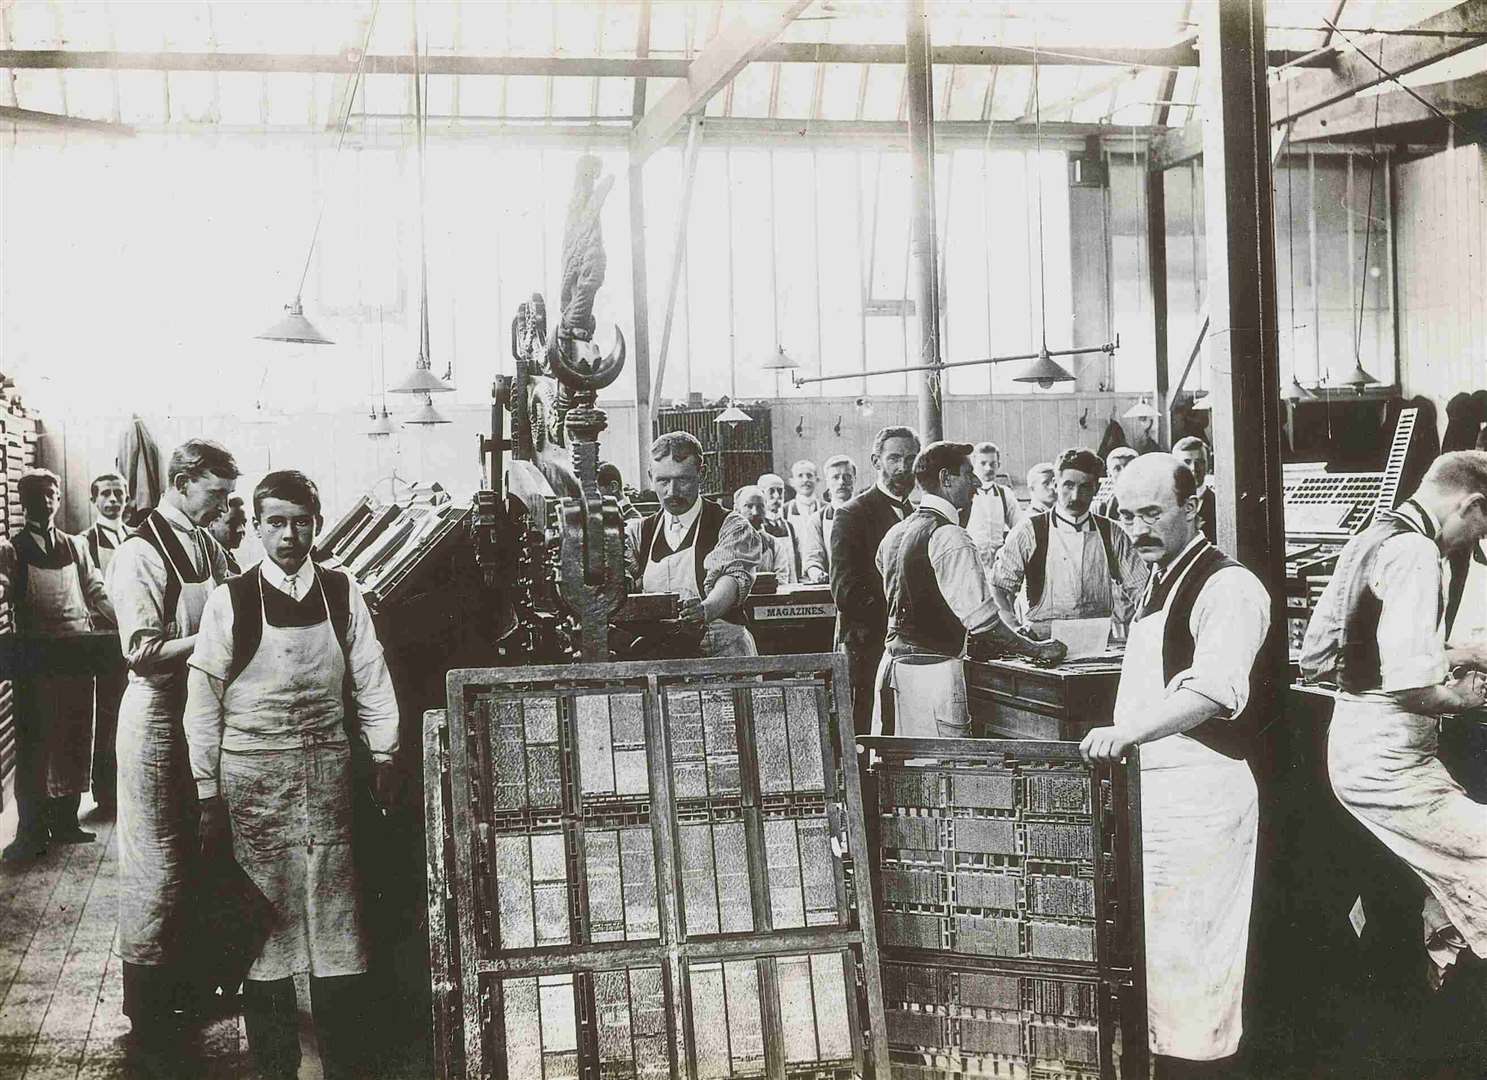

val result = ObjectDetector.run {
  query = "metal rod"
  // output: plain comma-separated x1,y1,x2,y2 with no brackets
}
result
791,342,1116,386
649,114,702,408
905,0,943,440
1168,316,1210,400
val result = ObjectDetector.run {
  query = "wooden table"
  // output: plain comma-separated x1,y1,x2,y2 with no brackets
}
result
964,655,1123,740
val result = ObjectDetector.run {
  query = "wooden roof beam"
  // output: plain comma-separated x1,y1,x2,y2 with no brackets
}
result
630,0,810,166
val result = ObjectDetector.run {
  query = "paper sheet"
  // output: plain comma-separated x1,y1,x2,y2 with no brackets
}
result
1049,617,1112,660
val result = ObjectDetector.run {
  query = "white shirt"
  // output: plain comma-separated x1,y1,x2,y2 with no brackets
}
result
876,481,913,520
664,498,703,549
876,493,999,634
92,519,128,545
966,483,1025,560
1366,501,1451,695
258,554,316,600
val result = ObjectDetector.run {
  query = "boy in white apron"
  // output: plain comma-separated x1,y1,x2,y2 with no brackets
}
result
966,440,1025,572
83,470,130,814
624,433,762,657
0,469,116,861
993,447,1149,641
1080,454,1274,1075
106,439,238,1060
185,469,399,1079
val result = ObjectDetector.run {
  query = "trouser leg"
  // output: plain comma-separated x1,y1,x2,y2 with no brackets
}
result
6,689,47,855
92,668,124,809
48,792,93,840
310,973,371,1080
242,977,300,1079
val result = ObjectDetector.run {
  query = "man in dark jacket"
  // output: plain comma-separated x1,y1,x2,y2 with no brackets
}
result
829,426,919,737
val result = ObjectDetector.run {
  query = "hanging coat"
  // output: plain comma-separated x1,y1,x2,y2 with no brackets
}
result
116,416,164,528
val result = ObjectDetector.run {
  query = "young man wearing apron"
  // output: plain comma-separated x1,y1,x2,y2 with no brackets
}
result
1080,455,1273,1078
83,470,131,814
624,432,763,658
992,447,1149,641
798,454,857,584
966,440,1025,573
873,442,1062,739
106,439,238,1060
1302,453,1487,1006
184,470,399,1079
0,469,116,862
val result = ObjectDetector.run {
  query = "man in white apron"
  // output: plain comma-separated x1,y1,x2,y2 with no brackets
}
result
0,469,116,862
992,447,1149,640
785,459,820,520
966,440,1024,573
799,454,857,583
758,472,802,584
624,432,763,658
184,469,399,1079
1080,454,1273,1076
106,439,238,1059
83,470,130,814
872,442,1062,738
1302,452,1487,998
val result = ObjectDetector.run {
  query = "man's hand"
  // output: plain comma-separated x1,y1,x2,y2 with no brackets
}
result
199,796,232,860
676,597,706,628
371,760,398,810
1079,725,1137,765
804,568,827,584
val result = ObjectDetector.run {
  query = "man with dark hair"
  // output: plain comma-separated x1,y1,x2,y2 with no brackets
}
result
1304,451,1487,1011
625,432,763,657
208,494,248,575
83,470,131,813
184,469,399,1079
830,426,919,737
1172,437,1217,543
0,469,116,861
1081,454,1272,1076
106,437,238,1058
967,440,1024,570
799,454,857,583
992,447,1148,640
873,442,1061,736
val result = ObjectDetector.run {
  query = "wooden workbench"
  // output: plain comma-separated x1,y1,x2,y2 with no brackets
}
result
964,655,1123,740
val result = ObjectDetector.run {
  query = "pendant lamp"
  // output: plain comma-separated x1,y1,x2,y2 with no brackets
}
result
1337,359,1378,394
257,299,334,345
1190,391,1212,412
366,407,396,438
1281,375,1316,403
404,392,451,426
717,403,753,425
761,345,799,370
1012,347,1076,390
1123,397,1159,420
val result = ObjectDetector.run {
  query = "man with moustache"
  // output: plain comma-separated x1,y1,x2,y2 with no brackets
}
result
184,470,399,1079
757,472,802,584
966,441,1024,571
208,494,249,575
784,460,820,520
82,470,131,814
799,454,857,583
829,426,919,737
992,448,1148,641
1081,454,1272,1078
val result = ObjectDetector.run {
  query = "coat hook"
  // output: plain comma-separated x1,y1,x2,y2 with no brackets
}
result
796,415,804,437
1078,407,1089,429
833,415,842,437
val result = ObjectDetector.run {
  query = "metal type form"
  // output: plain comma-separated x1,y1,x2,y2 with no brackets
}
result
860,737,1146,1080
428,653,888,1079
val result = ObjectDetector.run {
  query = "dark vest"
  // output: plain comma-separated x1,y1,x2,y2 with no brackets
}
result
84,522,127,571
1153,543,1275,760
637,500,744,625
1300,503,1438,693
882,509,965,656
11,528,82,610
1026,511,1121,609
120,510,214,619
224,564,353,687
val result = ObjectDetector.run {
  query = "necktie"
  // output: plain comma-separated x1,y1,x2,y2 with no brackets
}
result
667,516,686,549
1139,569,1162,618
895,499,911,519
287,574,299,601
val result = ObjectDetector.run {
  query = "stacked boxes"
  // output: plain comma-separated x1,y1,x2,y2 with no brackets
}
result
0,396,37,797
868,740,1146,1080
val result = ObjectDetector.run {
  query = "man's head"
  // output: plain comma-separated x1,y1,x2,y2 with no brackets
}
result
972,442,1002,487
790,460,818,500
1105,447,1138,482
166,439,240,528
648,432,705,517
1417,451,1487,557
1027,463,1056,510
1053,448,1105,518
1173,436,1210,487
822,454,857,506
732,485,767,530
914,441,978,513
209,495,248,552
596,461,625,501
757,473,787,517
871,426,921,499
90,471,128,522
253,470,322,575
18,469,61,527
1112,454,1200,567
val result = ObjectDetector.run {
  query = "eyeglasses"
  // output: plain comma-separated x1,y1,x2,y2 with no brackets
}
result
1116,506,1169,528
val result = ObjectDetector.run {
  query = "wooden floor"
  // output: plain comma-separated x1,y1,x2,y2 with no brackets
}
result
0,785,269,1080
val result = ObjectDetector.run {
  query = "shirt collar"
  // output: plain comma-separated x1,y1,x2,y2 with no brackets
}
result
1050,508,1092,532
918,493,959,522
1396,498,1441,541
1155,534,1208,580
259,556,316,598
95,518,126,538
157,499,197,533
667,498,703,534
876,481,911,508
24,520,53,537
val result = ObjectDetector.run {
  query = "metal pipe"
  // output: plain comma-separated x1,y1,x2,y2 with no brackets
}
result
791,342,1116,386
905,0,943,440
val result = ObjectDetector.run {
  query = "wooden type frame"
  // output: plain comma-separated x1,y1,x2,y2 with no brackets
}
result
440,653,889,1079
860,737,1147,1080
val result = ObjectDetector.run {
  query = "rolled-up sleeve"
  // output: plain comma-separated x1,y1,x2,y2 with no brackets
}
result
702,513,762,602
1169,565,1271,715
105,539,175,672
343,571,400,760
183,586,234,798
1373,534,1449,693
990,518,1036,595
624,516,645,586
929,527,999,633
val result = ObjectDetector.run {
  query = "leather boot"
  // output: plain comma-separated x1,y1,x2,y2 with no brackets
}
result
968,618,1068,665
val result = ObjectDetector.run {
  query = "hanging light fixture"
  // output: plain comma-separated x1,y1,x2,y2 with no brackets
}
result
256,3,380,345
366,305,396,437
1011,47,1076,392
1282,374,1316,403
717,401,753,425
761,345,799,370
404,392,452,426
1123,397,1159,420
1190,391,1212,412
366,407,396,437
1337,359,1378,394
390,5,454,397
